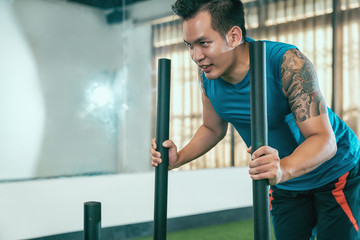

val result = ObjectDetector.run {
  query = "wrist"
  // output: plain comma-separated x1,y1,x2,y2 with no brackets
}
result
279,157,293,183
172,150,183,169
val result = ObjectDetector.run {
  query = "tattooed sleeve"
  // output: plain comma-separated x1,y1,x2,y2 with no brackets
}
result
281,49,327,122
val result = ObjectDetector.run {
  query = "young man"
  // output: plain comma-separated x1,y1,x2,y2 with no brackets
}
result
150,0,360,239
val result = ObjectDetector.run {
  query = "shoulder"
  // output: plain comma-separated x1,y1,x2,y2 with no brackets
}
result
261,40,298,80
265,40,298,59
245,37,297,60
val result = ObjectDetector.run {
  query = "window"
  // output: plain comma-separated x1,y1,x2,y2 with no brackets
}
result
151,0,360,171
152,20,250,170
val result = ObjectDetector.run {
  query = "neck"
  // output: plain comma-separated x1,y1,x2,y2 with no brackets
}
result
222,41,250,84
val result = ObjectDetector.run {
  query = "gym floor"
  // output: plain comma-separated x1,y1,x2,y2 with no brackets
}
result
133,219,275,240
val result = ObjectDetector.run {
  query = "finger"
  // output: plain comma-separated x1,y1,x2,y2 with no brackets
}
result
249,155,274,168
151,138,157,149
250,171,277,186
249,162,273,175
151,156,162,164
150,150,162,161
249,162,277,176
247,146,252,154
150,154,162,161
150,147,162,165
150,147,161,157
162,140,174,148
252,146,278,159
249,161,280,185
250,171,273,182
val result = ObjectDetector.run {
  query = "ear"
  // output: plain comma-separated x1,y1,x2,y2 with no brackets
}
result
226,26,243,47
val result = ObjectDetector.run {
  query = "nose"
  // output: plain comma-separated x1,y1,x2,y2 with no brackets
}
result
190,46,205,63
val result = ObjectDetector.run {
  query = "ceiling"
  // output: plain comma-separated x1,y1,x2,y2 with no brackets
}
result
68,0,148,9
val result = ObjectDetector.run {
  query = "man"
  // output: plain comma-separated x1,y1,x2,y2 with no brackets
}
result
150,0,360,239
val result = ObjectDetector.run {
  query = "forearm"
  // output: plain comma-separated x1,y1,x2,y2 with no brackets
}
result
280,133,337,182
175,124,226,168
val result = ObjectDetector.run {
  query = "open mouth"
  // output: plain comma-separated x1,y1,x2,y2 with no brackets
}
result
200,64,213,72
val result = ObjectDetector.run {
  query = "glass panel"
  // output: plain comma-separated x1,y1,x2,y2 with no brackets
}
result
0,0,153,181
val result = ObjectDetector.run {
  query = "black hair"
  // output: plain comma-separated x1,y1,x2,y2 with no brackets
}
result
172,0,246,39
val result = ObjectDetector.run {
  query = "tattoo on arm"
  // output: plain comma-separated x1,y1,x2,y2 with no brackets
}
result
281,49,327,122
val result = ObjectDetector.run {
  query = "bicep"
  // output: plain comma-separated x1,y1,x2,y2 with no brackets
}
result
296,114,333,139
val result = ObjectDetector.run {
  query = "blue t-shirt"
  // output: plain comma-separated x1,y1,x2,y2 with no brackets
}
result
202,37,360,191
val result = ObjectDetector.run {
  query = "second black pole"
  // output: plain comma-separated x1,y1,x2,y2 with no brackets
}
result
250,41,271,240
84,201,101,240
153,58,171,240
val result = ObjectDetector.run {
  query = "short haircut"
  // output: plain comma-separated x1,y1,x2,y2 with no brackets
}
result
172,0,247,39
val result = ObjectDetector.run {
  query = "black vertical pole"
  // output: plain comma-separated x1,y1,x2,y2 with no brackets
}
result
153,58,171,240
84,201,101,240
331,0,342,116
250,41,270,240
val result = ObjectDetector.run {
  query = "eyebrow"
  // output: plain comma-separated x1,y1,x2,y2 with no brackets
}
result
183,37,208,45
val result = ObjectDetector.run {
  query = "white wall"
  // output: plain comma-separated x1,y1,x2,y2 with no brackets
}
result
0,0,45,180
0,167,252,239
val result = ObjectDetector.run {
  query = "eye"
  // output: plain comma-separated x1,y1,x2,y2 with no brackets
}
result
185,42,193,48
200,41,209,47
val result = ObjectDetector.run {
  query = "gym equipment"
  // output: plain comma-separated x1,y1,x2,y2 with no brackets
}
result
250,41,271,240
84,201,101,240
153,58,171,240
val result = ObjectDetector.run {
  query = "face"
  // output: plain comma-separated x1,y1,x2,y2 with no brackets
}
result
183,11,237,80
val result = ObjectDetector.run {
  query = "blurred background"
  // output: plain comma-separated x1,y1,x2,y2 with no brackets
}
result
1,0,359,182
0,0,359,239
